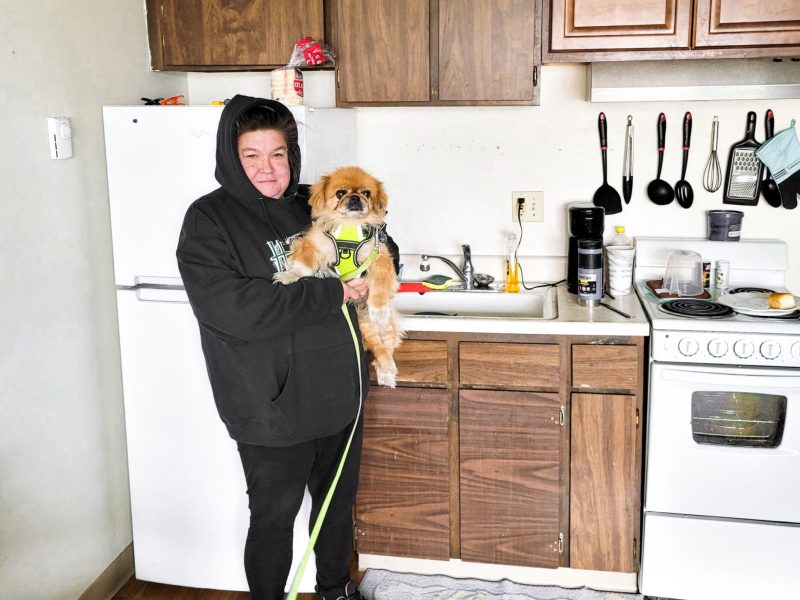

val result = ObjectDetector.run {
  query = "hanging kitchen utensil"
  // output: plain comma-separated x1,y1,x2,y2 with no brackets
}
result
622,115,634,204
703,116,722,193
723,111,763,205
675,112,694,209
756,119,800,210
592,112,623,215
647,113,674,205
761,109,783,208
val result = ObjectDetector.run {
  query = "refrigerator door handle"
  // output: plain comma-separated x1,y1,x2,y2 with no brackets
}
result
135,286,189,303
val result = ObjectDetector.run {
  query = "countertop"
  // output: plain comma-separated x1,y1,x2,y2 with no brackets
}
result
397,284,650,336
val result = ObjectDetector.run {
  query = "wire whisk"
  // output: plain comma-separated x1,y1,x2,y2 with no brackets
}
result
703,116,722,192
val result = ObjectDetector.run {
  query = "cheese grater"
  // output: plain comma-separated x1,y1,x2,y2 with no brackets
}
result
723,111,763,205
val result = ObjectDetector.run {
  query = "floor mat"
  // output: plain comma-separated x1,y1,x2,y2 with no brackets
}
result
358,569,643,600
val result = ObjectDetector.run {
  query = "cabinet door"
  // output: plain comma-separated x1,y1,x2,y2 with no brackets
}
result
572,344,640,393
694,0,800,48
336,0,431,103
460,389,562,568
547,0,693,52
439,0,537,102
460,342,561,390
149,0,324,69
355,386,450,560
570,393,638,572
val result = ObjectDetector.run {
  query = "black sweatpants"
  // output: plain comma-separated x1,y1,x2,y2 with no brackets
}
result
236,416,363,600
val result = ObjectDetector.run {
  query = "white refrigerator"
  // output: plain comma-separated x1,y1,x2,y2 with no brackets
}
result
103,105,355,592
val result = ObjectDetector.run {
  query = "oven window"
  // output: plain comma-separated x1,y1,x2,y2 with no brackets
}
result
691,391,787,448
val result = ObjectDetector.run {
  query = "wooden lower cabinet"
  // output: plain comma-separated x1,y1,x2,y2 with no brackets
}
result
354,386,451,560
357,332,645,577
460,389,562,567
570,393,639,573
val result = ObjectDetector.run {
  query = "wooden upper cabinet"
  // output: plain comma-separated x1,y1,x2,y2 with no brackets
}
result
146,0,324,70
438,0,538,102
335,0,431,103
545,0,800,60
694,0,800,48
548,0,692,53
334,0,540,105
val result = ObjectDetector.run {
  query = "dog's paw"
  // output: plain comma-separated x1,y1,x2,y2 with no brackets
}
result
376,371,396,388
374,360,397,388
273,270,300,285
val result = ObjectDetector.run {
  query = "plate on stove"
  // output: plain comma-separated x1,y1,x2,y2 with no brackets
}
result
718,292,800,316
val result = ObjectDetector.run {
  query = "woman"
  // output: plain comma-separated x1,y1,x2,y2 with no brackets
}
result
177,95,392,600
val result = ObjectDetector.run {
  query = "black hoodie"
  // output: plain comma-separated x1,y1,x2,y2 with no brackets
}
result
176,95,366,446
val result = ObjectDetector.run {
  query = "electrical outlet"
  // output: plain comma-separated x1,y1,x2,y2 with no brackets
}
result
511,191,544,222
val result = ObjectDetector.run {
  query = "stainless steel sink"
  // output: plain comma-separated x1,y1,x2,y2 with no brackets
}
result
393,285,558,319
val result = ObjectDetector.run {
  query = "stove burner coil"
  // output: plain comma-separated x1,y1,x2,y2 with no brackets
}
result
659,299,734,318
727,287,775,295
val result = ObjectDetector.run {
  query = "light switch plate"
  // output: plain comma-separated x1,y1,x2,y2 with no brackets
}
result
47,116,73,159
511,191,543,222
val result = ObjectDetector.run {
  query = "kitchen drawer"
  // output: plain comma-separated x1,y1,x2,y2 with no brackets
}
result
572,344,639,391
459,342,560,390
369,340,448,386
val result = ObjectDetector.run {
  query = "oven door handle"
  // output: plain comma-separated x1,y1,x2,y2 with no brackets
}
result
658,365,800,388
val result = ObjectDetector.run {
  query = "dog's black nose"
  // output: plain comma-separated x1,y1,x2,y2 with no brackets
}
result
346,195,363,211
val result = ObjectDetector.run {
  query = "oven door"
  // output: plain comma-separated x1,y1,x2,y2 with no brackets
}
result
645,363,800,523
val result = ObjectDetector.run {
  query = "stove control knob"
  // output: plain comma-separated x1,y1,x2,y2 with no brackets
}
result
791,342,800,361
733,339,755,359
707,338,729,358
760,341,781,360
678,337,699,357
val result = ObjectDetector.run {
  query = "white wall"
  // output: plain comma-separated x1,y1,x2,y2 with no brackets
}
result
192,67,800,290
0,2,185,599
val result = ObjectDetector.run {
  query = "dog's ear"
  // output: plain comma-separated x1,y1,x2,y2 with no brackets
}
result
374,178,389,212
309,175,329,213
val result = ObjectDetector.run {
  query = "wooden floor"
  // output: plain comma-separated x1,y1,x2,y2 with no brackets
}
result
114,553,362,599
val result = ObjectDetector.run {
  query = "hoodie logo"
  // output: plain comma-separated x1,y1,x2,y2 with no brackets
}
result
266,239,292,272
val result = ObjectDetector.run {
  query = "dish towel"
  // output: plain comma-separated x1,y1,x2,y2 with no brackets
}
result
756,120,800,209
358,569,643,600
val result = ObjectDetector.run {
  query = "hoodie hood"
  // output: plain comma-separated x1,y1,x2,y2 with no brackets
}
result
215,95,302,202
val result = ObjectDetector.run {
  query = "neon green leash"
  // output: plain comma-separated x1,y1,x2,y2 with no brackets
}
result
286,303,363,600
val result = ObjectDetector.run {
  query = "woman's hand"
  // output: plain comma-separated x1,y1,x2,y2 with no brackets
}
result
341,278,369,303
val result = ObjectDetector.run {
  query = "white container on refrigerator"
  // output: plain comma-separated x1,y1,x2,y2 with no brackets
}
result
103,105,355,592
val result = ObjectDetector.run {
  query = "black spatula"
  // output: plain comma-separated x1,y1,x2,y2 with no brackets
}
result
592,113,622,215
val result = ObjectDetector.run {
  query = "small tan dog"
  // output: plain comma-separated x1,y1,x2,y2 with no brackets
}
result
274,166,403,387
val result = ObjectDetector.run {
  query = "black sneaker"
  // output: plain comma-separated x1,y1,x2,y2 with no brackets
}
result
317,579,362,600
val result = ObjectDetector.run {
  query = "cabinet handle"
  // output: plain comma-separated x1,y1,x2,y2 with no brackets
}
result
559,405,565,427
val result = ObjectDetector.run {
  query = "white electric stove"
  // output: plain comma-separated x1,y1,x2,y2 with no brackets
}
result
634,238,800,600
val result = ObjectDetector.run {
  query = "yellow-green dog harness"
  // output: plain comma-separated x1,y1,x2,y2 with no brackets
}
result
325,224,384,282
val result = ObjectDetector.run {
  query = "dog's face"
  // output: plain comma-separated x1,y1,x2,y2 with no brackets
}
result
309,166,388,224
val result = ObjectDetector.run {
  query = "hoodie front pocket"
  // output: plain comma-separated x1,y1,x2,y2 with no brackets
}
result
270,341,360,438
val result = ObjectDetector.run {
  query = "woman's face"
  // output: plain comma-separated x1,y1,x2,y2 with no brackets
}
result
237,129,291,198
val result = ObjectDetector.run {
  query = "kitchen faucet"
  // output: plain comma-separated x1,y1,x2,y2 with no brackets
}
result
420,244,475,289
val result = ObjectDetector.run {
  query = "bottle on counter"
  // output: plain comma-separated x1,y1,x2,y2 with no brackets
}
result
605,226,635,295
504,231,520,293
609,225,632,248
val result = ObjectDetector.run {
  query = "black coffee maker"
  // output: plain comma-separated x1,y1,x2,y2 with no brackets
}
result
567,203,604,294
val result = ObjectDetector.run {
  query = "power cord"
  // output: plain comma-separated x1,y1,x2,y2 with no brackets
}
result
515,202,565,291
